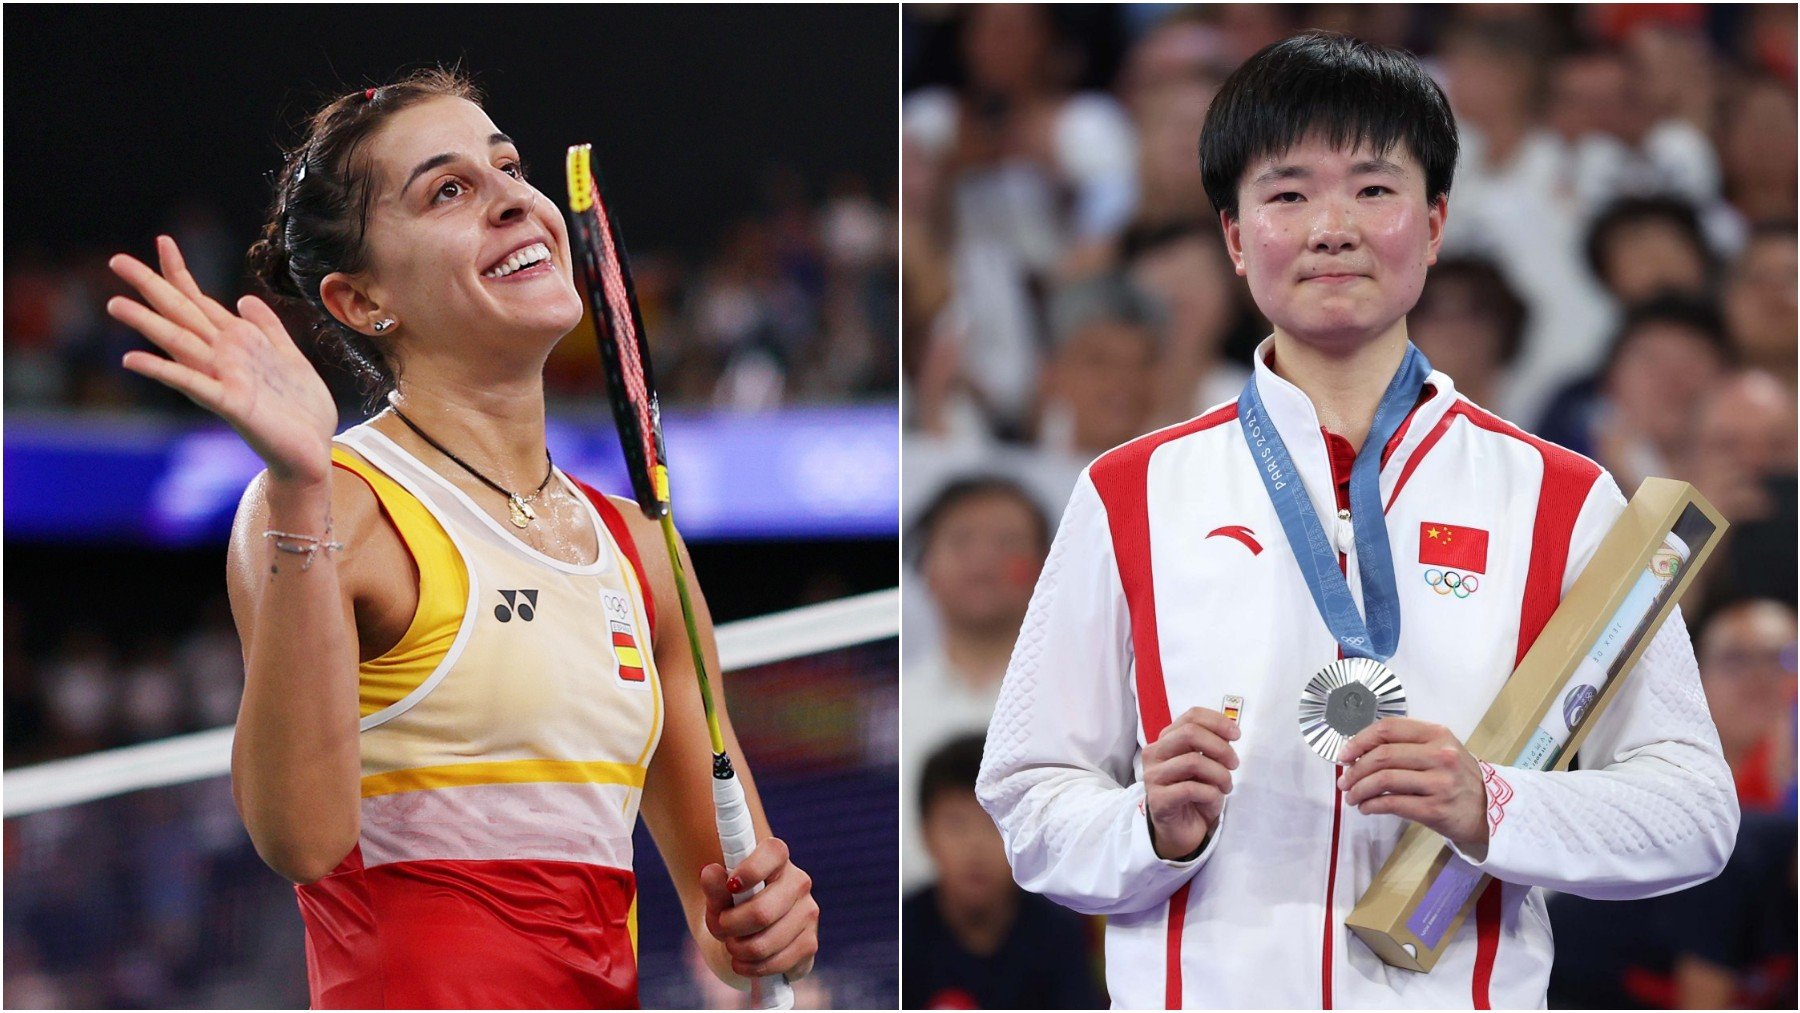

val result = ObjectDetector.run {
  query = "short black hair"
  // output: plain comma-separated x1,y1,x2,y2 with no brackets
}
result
1413,258,1529,367
1606,294,1735,374
1199,31,1458,221
909,475,1051,569
918,733,987,817
1583,196,1712,290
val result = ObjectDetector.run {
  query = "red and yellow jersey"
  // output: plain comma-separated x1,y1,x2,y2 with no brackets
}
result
296,424,662,1009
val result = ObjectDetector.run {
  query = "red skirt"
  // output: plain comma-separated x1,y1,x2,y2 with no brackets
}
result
296,846,639,1009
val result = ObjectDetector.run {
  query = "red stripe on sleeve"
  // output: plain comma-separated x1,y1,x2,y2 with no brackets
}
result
1090,403,1237,1009
1472,881,1503,1008
570,477,658,640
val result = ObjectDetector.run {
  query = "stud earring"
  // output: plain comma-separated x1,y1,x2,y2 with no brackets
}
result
373,319,394,333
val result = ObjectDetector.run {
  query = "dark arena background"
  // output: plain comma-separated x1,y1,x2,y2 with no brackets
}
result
4,6,898,1008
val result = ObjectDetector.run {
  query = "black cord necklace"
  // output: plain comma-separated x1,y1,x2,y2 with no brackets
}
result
389,405,553,529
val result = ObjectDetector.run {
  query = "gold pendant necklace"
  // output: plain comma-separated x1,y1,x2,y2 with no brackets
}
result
388,404,553,527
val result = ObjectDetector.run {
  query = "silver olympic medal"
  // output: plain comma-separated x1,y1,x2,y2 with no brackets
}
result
1298,657,1407,763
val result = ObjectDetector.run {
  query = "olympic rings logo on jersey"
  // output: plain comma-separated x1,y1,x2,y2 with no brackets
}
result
601,590,633,623
1423,568,1480,598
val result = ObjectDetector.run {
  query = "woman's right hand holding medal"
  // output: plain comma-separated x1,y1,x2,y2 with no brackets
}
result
108,235,337,490
1143,707,1240,861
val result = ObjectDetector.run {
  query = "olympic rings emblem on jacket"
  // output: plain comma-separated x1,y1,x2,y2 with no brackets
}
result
1423,568,1479,598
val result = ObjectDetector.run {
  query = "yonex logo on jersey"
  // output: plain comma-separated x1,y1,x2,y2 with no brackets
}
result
494,589,539,622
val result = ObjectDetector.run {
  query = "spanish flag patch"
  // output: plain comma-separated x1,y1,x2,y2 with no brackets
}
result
612,619,645,682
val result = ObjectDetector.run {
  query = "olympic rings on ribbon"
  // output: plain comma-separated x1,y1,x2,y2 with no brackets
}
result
1424,568,1478,598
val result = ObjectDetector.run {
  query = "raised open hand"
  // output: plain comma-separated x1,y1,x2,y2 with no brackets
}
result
108,236,338,488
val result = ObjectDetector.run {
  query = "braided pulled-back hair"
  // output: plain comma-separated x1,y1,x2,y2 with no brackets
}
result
246,68,479,400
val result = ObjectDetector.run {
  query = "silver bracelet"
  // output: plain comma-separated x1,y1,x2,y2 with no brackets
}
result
263,521,345,570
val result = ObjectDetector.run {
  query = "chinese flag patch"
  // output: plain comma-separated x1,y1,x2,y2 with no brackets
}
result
1419,522,1489,573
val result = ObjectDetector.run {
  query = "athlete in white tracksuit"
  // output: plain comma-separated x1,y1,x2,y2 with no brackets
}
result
977,342,1739,1007
976,31,1738,1011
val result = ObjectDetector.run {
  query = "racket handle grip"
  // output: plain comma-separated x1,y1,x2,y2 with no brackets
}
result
713,774,795,1010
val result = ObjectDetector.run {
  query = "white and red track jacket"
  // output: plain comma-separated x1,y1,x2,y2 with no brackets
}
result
977,342,1739,1009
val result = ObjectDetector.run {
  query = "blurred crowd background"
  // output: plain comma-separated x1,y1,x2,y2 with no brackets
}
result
900,4,1796,1009
4,172,895,418
5,6,896,1008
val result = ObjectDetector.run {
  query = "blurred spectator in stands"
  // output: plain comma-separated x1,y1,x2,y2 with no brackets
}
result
1302,3,1415,49
179,597,246,729
13,806,117,1004
1117,11,1227,106
1442,17,1556,201
902,478,1048,889
1119,14,1228,231
1035,273,1159,462
42,629,116,755
1584,196,1716,307
905,272,1163,526
1591,296,1733,493
903,734,1106,1010
1722,224,1797,390
1436,15,1617,426
1550,601,1798,1010
1697,599,1798,811
1613,22,1723,202
1128,76,1215,233
1406,258,1528,412
1557,37,1742,254
1686,370,1799,615
4,254,70,408
904,3,1138,432
902,131,955,403
691,217,805,411
806,173,896,403
120,639,184,743
1123,222,1251,429
1684,369,1797,526
8,187,887,419
128,790,203,990
1548,810,1797,1010
1537,296,1732,492
1,941,67,1008
1741,5,1798,83
1187,3,1301,68
1719,75,1798,229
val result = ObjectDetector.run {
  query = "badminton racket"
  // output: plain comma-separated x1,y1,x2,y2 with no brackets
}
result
565,143,794,1011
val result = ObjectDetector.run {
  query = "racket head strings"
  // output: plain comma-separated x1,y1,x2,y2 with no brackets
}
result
565,144,667,520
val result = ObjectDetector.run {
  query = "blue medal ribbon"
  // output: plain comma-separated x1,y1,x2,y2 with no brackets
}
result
1237,343,1432,662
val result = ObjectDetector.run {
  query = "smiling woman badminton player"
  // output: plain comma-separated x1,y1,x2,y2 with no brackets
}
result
103,69,818,1008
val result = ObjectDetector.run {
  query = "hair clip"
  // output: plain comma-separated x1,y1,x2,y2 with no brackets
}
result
364,87,378,102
